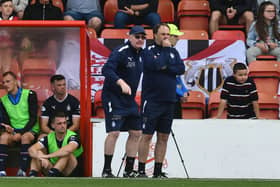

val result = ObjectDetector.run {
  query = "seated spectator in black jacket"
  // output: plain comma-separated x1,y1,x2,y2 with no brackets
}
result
22,0,63,20
209,0,254,36
114,0,161,28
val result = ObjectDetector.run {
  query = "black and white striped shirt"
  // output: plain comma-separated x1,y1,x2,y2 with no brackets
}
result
221,76,258,119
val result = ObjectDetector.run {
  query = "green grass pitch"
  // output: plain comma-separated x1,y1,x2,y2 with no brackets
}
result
1,178,280,187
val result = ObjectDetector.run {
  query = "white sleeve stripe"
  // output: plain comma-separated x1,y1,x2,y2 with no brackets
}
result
38,141,45,148
40,116,49,119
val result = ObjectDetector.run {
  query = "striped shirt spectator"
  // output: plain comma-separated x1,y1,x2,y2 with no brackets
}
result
221,76,258,119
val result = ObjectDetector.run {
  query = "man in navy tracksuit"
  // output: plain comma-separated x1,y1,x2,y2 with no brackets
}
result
138,23,185,178
101,25,146,178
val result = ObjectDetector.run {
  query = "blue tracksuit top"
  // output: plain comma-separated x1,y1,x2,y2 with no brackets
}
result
102,41,143,113
142,43,185,103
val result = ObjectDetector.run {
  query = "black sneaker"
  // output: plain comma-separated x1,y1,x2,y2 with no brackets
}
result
137,171,148,178
152,172,168,178
29,170,38,177
123,170,139,178
102,169,115,178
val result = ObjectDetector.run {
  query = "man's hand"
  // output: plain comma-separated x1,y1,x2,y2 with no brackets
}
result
39,157,50,169
162,39,172,47
119,6,134,15
1,123,14,134
117,79,131,95
226,7,237,19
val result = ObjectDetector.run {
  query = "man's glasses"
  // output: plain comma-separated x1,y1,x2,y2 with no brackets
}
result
134,35,146,40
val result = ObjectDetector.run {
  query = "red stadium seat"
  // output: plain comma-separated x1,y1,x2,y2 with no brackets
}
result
68,89,80,101
36,88,52,108
208,91,227,119
258,93,279,119
22,57,56,90
94,90,105,118
101,28,153,39
179,30,209,40
177,0,210,30
256,55,277,61
248,60,280,95
181,91,206,119
157,0,174,23
212,30,245,41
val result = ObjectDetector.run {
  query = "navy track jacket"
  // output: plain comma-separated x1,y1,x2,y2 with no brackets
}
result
102,41,143,115
142,43,185,103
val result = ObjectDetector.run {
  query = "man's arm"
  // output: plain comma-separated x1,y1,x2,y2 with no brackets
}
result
29,142,45,159
68,116,80,132
0,101,11,126
41,142,78,159
166,49,185,75
252,101,260,119
68,96,80,132
102,49,122,84
40,117,53,134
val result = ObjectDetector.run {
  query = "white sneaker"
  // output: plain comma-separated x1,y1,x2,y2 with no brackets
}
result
16,169,26,177
0,171,6,176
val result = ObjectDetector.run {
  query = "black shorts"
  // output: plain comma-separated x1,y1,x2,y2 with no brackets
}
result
103,101,141,133
141,101,174,135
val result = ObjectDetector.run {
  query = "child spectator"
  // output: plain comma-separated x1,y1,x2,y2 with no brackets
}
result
215,63,260,119
257,0,280,17
0,0,18,20
247,1,280,63
114,0,160,28
209,0,254,36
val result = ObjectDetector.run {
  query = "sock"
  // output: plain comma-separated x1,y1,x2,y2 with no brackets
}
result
138,162,146,173
20,144,31,172
103,154,113,171
124,156,135,172
0,144,8,171
153,162,163,175
48,168,63,177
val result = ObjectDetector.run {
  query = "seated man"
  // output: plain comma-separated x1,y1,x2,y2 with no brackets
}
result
22,0,63,20
40,74,80,138
64,0,103,34
114,0,160,28
0,71,40,176
209,0,254,36
28,112,83,177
